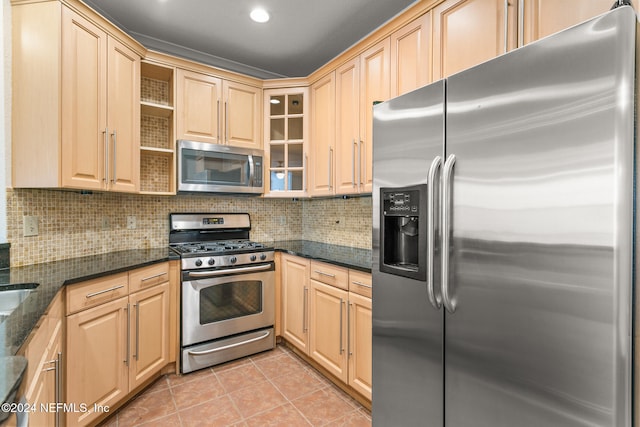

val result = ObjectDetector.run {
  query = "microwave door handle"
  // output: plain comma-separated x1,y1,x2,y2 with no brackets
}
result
248,154,255,186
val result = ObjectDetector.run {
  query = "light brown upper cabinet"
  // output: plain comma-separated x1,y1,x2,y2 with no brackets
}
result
310,72,336,197
12,2,141,192
433,0,517,80
390,12,432,98
520,0,636,46
335,58,361,195
177,69,262,149
359,38,390,193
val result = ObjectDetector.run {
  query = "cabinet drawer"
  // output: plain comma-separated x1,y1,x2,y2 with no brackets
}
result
349,270,372,298
310,261,348,290
66,273,129,315
129,262,169,293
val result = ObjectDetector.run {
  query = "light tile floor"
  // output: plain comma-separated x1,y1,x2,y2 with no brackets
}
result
99,344,372,426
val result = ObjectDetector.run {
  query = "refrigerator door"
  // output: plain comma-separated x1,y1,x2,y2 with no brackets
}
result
443,7,635,427
372,81,445,426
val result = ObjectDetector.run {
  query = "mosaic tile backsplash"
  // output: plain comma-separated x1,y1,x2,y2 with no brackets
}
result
6,189,372,267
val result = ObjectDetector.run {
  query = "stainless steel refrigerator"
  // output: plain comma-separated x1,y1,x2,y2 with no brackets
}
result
372,6,636,427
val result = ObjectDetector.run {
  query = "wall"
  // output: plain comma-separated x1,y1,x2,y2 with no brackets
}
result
6,189,372,267
1,0,10,243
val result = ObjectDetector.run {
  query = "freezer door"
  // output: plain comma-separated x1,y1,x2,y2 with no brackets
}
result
372,81,445,426
443,7,635,427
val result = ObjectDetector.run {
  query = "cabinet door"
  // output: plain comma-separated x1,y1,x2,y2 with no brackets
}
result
348,292,372,400
432,0,516,79
176,69,222,144
129,282,169,390
390,12,432,97
360,38,390,193
335,59,360,195
520,0,632,46
281,254,310,353
107,37,140,193
66,297,129,427
61,7,107,190
310,72,336,196
224,80,262,149
309,280,348,382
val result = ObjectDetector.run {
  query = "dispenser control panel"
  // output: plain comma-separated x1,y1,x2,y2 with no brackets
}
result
383,190,421,215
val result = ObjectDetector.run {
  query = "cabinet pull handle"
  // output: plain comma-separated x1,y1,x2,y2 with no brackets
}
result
44,352,62,426
328,147,333,190
314,270,336,278
303,154,308,192
348,303,352,356
217,99,221,143
134,303,140,361
103,128,109,184
358,140,363,187
351,281,372,289
339,299,345,354
225,101,229,144
141,272,167,282
303,286,308,333
125,304,130,366
518,0,524,47
85,284,124,299
352,139,356,187
111,130,117,184
504,0,509,53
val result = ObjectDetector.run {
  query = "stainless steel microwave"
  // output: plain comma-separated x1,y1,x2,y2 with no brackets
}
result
177,140,264,195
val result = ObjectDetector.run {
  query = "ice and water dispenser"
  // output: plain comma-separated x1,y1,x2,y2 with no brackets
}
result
380,185,427,281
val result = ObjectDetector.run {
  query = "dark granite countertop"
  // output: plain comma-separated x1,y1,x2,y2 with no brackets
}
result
271,240,372,272
0,248,177,411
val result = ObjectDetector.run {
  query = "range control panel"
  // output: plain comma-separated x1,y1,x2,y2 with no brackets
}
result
383,190,421,216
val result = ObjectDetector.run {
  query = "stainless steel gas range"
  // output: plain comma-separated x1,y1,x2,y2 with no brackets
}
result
169,213,275,373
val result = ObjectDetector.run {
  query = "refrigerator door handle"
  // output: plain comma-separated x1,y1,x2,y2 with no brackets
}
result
441,154,456,313
427,156,443,310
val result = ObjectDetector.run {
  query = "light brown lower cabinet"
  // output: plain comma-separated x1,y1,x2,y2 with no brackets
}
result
281,255,372,402
309,280,348,383
22,291,64,427
66,263,170,426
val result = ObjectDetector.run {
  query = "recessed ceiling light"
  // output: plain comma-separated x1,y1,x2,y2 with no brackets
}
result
270,99,281,104
250,8,270,23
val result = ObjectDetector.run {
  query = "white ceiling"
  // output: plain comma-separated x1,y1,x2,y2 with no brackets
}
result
82,0,420,79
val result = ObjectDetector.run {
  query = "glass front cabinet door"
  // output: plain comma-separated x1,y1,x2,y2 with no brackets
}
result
263,87,309,197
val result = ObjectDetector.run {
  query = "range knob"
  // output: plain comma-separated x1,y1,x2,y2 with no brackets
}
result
250,255,257,262
195,259,203,267
208,258,215,266
260,253,267,261
230,256,237,264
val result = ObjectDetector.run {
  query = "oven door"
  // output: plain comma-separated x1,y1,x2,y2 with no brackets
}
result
181,263,274,347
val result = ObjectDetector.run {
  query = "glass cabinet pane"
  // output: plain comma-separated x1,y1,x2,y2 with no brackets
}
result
270,118,284,140
288,117,303,140
270,145,285,168
270,96,285,115
289,144,303,168
289,94,303,114
289,171,303,191
270,171,285,191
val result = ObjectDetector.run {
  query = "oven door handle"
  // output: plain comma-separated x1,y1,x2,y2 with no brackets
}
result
187,263,273,279
187,330,272,356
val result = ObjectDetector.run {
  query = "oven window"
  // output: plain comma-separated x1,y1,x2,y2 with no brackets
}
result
200,280,262,324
